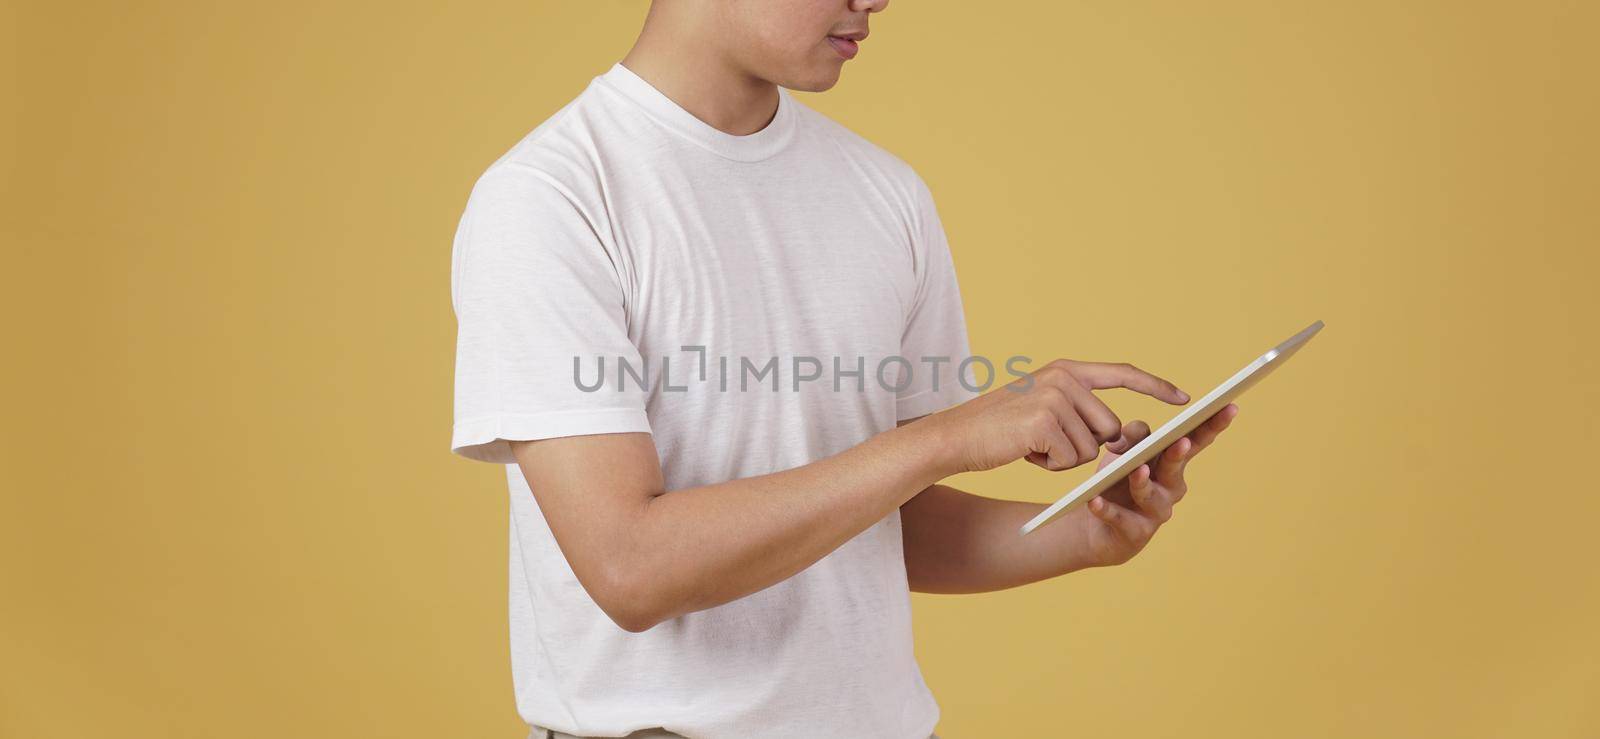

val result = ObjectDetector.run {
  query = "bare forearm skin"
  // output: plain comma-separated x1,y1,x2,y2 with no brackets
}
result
900,484,1099,594
514,422,956,632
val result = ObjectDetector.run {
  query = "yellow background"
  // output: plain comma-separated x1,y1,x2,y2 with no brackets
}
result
6,2,1597,737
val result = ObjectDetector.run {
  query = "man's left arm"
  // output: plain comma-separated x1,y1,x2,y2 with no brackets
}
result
899,404,1239,593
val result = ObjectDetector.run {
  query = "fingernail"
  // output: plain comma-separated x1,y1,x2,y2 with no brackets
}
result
1178,390,1190,402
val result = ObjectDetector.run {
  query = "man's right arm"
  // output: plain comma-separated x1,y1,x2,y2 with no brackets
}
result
512,422,943,632
512,359,1188,632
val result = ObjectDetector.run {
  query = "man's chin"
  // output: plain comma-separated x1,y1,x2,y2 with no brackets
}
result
782,67,844,93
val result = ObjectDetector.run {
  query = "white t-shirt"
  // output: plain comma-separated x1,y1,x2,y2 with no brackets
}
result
450,62,975,739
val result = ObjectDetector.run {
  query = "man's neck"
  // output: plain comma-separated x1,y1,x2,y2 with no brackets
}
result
620,5,780,136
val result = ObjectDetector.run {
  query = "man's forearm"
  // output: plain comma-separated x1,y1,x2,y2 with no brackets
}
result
900,484,1099,593
640,427,952,617
518,423,956,631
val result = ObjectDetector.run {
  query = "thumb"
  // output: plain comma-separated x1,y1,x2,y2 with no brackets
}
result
1104,420,1152,455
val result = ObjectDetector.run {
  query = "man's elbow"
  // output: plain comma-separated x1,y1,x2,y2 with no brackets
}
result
587,564,676,633
603,600,663,634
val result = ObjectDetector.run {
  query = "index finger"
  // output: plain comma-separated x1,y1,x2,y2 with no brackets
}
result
1067,361,1190,405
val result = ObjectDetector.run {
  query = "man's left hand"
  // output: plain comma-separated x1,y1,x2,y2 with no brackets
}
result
1063,403,1241,568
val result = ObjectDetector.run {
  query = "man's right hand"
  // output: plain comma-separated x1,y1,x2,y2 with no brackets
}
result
921,359,1191,476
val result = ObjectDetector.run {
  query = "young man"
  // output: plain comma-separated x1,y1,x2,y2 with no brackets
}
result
450,1,1239,737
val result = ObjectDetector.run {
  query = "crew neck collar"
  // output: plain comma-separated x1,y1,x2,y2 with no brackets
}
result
597,61,797,163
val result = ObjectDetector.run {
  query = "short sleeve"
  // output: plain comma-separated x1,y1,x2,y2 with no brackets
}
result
449,164,651,464
895,176,980,421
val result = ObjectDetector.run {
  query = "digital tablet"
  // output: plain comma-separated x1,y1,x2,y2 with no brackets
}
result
1019,320,1324,535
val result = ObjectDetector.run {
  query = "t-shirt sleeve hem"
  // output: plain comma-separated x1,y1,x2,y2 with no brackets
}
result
895,386,978,423
451,408,653,464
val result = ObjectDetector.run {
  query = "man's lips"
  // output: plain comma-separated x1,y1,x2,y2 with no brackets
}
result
827,35,861,60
